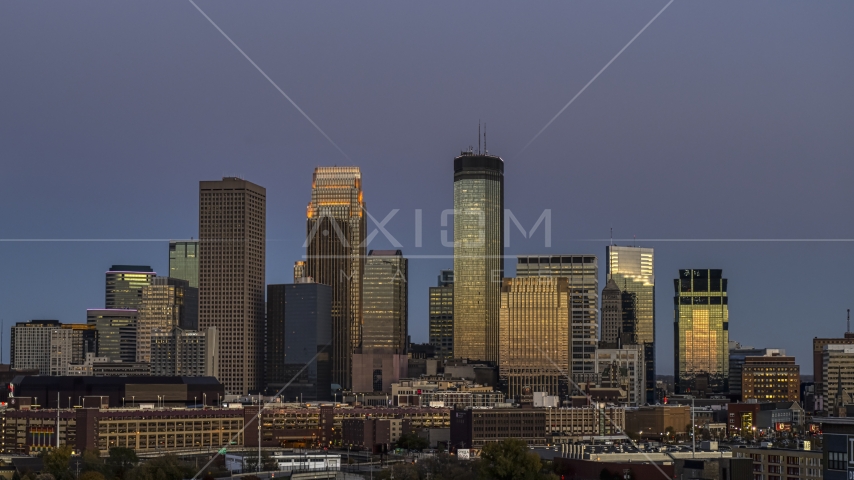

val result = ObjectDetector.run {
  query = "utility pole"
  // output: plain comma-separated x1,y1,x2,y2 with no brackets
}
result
692,396,696,458
257,392,262,472
56,392,60,448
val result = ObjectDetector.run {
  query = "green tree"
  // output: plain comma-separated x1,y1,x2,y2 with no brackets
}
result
125,456,192,480
105,447,138,480
79,472,106,480
42,445,73,480
81,449,104,474
396,432,429,451
261,451,277,472
478,439,548,480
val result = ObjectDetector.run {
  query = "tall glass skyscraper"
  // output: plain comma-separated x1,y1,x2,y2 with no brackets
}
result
606,246,655,403
105,265,155,310
86,309,139,363
169,240,199,288
361,250,407,354
429,270,454,360
674,269,729,394
265,281,332,401
453,152,503,362
516,255,598,380
305,166,365,390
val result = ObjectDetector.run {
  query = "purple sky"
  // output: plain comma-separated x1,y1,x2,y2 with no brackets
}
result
1,1,853,374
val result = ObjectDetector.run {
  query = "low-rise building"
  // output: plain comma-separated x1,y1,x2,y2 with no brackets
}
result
741,355,800,402
545,406,625,440
450,408,547,449
625,405,690,440
817,417,854,480
342,417,411,452
4,406,243,455
733,446,822,480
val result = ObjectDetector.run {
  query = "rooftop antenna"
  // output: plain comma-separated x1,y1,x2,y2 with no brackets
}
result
610,228,613,246
484,123,487,154
848,309,851,333
633,234,636,247
478,120,481,154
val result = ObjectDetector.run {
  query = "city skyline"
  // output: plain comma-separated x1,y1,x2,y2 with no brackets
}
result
1,1,852,377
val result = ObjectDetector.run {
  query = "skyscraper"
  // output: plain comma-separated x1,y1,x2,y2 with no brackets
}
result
169,240,199,288
606,245,655,402
266,281,332,401
10,320,61,372
352,250,409,393
151,327,219,377
86,309,139,363
199,177,266,395
453,152,503,362
136,277,197,363
516,255,598,378
361,250,407,354
49,324,96,375
429,270,454,360
674,269,729,394
600,278,622,347
305,167,365,390
105,265,155,310
498,277,570,398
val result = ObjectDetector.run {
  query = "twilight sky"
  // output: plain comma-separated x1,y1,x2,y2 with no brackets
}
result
1,1,853,374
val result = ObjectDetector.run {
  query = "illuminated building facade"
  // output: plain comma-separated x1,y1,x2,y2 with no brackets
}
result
741,355,800,402
168,240,199,288
105,265,155,310
453,153,503,362
136,277,197,363
607,245,655,402
305,166,365,390
429,270,454,360
199,177,266,395
361,250,407,353
674,269,729,394
516,255,598,377
498,277,569,398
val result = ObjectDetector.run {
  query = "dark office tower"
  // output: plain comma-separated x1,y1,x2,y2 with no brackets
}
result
105,265,155,310
429,270,454,360
169,240,199,288
199,177,266,395
362,250,408,354
516,255,598,378
453,152,503,362
265,281,332,401
600,279,622,347
305,167,365,391
620,291,639,346
86,309,139,363
674,269,729,395
606,245,655,403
